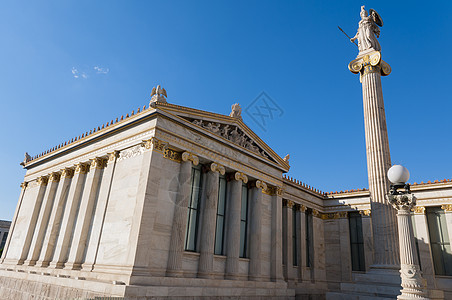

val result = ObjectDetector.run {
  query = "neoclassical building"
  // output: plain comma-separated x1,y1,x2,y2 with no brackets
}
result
0,93,451,299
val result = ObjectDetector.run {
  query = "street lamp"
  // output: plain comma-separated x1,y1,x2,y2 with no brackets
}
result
387,165,429,299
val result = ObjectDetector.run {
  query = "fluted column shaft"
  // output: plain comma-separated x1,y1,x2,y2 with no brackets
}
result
361,65,399,268
166,153,198,277
66,158,105,269
198,164,223,278
51,163,88,268
38,169,74,267
271,190,284,282
248,185,262,281
283,200,294,280
225,172,247,280
27,173,60,266
397,208,428,299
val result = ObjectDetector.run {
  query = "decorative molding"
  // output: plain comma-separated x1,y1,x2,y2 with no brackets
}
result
20,182,28,189
118,145,145,162
181,152,199,166
37,176,48,186
441,204,452,212
164,148,182,163
234,172,248,184
360,209,371,217
189,118,271,160
322,211,348,219
48,173,60,182
108,151,120,162
413,206,425,214
75,163,89,174
90,157,107,169
151,137,168,152
210,163,226,175
61,168,74,178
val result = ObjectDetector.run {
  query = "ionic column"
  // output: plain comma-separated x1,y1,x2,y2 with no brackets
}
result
271,187,284,282
166,152,199,277
198,162,225,278
298,205,307,281
282,199,294,280
66,157,106,270
26,172,60,266
349,51,399,269
248,180,265,281
441,204,452,262
339,212,352,282
38,168,74,267
51,163,89,268
82,151,119,271
412,206,436,287
0,181,29,263
225,171,248,280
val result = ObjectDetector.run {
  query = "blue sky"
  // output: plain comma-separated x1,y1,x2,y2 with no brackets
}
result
0,1,451,220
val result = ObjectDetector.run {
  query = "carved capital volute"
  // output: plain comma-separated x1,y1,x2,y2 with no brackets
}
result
37,176,48,186
61,168,74,178
90,157,107,170
441,204,452,212
360,209,371,217
234,172,248,184
48,172,61,182
182,152,199,166
210,162,225,175
413,206,426,214
108,151,120,163
256,180,268,192
74,163,89,174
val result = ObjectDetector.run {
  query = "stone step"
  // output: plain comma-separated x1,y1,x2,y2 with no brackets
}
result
326,291,396,300
340,282,401,298
352,272,401,285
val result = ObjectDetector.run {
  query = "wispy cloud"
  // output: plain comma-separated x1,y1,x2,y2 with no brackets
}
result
94,66,109,74
72,65,109,79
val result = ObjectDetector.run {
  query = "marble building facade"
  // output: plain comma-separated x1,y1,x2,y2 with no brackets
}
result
0,97,451,299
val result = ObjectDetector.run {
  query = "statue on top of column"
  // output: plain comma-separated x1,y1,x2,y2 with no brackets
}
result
351,6,383,53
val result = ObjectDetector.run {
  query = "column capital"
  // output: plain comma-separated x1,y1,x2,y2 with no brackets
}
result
90,157,107,170
74,163,89,174
107,151,120,163
142,137,169,152
282,199,294,209
276,186,284,196
61,168,74,179
181,152,199,166
413,206,425,214
299,205,307,212
20,181,28,189
312,209,322,218
349,50,391,77
234,172,248,183
210,162,225,175
360,209,372,217
441,204,452,212
37,176,48,186
48,172,61,183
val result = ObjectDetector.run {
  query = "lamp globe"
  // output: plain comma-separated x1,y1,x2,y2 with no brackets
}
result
387,165,410,185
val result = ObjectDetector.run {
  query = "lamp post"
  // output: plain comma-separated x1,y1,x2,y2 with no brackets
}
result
386,165,429,299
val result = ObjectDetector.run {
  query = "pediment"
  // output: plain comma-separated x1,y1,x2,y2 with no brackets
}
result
153,102,290,172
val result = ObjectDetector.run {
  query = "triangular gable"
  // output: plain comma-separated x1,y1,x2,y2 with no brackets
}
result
153,102,290,172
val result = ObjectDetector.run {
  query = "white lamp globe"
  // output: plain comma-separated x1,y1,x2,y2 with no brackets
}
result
387,165,410,185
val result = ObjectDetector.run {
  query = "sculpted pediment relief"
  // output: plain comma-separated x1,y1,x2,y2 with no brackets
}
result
185,117,273,161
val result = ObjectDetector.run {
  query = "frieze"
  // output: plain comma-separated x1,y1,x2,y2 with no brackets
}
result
118,145,145,162
164,148,182,163
189,118,272,160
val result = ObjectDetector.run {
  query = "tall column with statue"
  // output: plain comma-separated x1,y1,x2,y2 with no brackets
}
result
348,6,399,271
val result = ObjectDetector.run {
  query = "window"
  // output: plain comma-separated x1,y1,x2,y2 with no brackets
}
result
239,184,249,258
185,167,203,252
214,176,227,255
0,231,8,249
306,208,313,267
411,214,422,270
293,208,298,266
426,207,452,276
349,212,365,271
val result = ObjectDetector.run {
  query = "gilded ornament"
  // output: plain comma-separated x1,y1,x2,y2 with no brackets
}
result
61,168,74,178
151,137,168,152
300,205,307,212
163,148,182,163
108,151,120,162
181,152,199,166
90,157,107,169
312,209,321,218
20,182,28,189
37,176,48,186
276,186,284,196
75,163,89,174
359,209,371,217
441,204,452,212
286,200,295,209
413,206,425,214
210,163,226,175
234,172,248,184
48,173,60,182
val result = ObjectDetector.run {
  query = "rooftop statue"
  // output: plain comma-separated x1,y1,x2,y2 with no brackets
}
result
150,85,167,103
351,6,383,53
